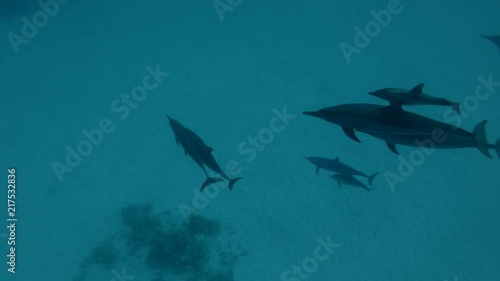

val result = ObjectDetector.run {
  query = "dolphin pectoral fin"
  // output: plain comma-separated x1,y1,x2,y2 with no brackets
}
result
410,83,425,95
184,150,188,156
386,141,399,155
368,172,379,186
315,166,320,175
330,175,341,188
175,136,179,145
342,127,361,143
228,177,243,191
335,180,342,188
473,120,493,159
200,177,223,192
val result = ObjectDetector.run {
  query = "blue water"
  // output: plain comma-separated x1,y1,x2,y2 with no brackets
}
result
1,0,499,281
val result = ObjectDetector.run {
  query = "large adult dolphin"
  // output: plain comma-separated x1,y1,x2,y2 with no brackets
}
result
303,104,500,158
167,116,243,191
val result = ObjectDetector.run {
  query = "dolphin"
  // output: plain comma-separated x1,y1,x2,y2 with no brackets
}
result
330,174,374,192
303,103,500,158
481,34,500,54
303,156,379,185
369,83,461,113
167,115,243,191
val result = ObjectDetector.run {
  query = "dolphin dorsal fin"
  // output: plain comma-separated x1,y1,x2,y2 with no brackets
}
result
334,157,340,162
410,83,424,95
207,147,214,152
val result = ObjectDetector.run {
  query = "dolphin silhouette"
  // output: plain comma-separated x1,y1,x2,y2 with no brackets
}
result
369,83,461,113
330,174,374,192
303,156,378,185
167,115,243,191
303,104,500,158
481,34,500,54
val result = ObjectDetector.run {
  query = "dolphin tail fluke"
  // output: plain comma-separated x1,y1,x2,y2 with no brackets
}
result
473,120,493,159
201,177,223,192
451,102,461,114
368,172,379,186
228,177,243,191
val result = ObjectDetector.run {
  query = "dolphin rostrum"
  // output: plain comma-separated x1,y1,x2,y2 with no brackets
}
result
330,174,374,192
481,34,500,54
167,115,243,191
303,156,378,185
303,103,500,158
369,83,461,113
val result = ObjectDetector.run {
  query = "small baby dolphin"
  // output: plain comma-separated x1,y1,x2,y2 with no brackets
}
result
369,83,461,113
330,174,373,192
167,116,243,191
481,34,500,54
303,156,379,185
